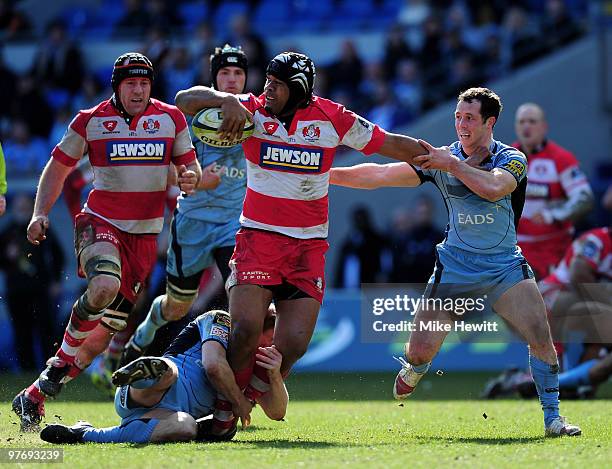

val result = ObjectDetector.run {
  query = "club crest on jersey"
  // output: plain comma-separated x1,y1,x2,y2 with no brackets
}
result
107,140,166,164
264,121,279,135
302,124,320,142
103,120,118,132
502,159,526,180
260,143,322,173
142,118,160,133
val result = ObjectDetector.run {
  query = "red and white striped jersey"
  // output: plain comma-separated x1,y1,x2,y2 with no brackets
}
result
52,98,195,234
514,140,590,243
238,94,385,239
548,227,612,284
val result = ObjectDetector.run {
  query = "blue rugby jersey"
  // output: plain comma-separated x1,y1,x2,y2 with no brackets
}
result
163,310,231,418
416,140,527,254
176,116,246,223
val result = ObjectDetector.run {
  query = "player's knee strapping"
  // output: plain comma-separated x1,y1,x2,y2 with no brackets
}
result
100,294,133,332
166,278,198,303
84,254,122,286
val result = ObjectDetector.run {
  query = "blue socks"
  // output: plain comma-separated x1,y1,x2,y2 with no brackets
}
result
411,362,431,374
82,418,159,444
529,354,560,427
134,296,167,349
559,359,596,389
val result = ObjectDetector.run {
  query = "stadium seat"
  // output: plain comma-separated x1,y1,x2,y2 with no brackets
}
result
45,89,71,111
291,0,334,32
178,1,210,32
212,1,249,34
252,0,290,35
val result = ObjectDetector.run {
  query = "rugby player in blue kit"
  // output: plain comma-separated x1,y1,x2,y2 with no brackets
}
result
330,87,581,437
40,309,287,444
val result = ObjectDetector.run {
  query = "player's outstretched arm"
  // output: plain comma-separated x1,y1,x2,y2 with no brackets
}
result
27,158,74,245
254,345,288,421
376,130,428,164
201,341,252,426
415,140,517,202
330,162,421,190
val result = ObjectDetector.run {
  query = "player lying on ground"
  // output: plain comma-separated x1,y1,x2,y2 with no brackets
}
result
330,87,581,437
40,309,287,444
483,226,612,399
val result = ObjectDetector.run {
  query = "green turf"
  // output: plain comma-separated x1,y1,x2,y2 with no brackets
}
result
1,373,611,468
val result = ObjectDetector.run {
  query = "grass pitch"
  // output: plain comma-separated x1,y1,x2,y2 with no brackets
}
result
1,372,611,468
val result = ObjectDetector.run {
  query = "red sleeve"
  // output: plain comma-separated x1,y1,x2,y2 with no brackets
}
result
237,93,260,113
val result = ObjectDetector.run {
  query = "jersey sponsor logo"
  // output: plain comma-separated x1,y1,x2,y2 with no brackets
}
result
502,159,526,179
142,118,160,134
302,124,320,142
103,120,118,132
260,143,323,173
212,163,245,179
458,213,495,224
526,182,549,198
210,325,229,342
264,121,279,135
213,312,231,328
107,140,166,164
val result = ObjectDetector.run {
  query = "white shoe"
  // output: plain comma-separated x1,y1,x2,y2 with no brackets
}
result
392,356,427,400
545,416,582,437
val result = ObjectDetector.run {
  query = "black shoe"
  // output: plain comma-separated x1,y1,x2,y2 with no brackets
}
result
195,416,237,442
12,391,45,433
38,357,71,398
40,421,93,444
118,339,146,369
111,356,170,387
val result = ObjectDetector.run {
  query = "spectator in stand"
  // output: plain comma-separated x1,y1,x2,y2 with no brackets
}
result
0,193,64,371
0,44,16,120
148,0,183,31
388,196,443,284
71,76,106,114
11,75,54,138
501,6,543,69
335,206,390,288
392,59,422,121
541,0,584,51
163,46,196,103
225,14,268,88
114,0,151,37
327,40,364,97
382,24,415,81
0,0,31,39
31,20,84,94
3,120,49,176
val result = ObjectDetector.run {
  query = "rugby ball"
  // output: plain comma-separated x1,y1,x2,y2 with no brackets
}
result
191,107,254,148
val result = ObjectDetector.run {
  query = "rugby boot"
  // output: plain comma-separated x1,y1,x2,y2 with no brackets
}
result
111,356,170,387
12,390,45,432
40,421,93,444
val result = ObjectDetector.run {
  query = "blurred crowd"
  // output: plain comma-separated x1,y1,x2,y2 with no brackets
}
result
0,0,589,177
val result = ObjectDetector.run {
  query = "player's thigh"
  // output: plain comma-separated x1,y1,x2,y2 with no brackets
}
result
493,279,550,343
229,284,273,328
141,409,197,443
274,297,321,359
